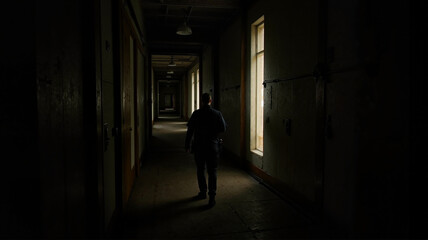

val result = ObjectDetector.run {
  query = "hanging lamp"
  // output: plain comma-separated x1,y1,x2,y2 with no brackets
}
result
176,21,192,35
168,56,176,67
176,9,192,36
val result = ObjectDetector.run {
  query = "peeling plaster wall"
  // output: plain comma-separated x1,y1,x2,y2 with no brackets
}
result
243,0,320,204
36,1,93,237
1,0,111,237
218,18,242,159
217,0,425,236
323,0,415,235
202,45,215,100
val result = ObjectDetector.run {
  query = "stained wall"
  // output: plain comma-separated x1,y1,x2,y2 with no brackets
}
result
217,0,425,236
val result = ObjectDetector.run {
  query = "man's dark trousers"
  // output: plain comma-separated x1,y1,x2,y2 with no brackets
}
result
194,151,218,197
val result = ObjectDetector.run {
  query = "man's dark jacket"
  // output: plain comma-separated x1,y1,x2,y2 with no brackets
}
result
185,105,227,154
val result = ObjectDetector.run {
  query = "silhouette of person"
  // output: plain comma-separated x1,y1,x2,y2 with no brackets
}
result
185,93,227,207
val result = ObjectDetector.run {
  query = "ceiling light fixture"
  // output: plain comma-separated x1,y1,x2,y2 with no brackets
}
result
168,56,176,67
177,7,192,36
176,21,192,36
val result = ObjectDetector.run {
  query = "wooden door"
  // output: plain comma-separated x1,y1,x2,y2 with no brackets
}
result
100,0,117,228
121,18,135,206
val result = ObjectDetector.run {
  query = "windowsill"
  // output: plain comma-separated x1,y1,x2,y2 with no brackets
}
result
251,149,263,157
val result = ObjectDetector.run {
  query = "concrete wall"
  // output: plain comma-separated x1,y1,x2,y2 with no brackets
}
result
1,0,148,237
218,18,242,159
243,0,320,205
36,1,95,237
323,0,414,235
332,1,412,235
0,0,101,237
202,45,215,99
217,0,425,236
322,0,361,233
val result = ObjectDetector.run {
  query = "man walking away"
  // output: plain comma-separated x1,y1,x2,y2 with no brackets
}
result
185,93,227,208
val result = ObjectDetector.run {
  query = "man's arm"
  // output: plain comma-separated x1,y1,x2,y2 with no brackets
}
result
218,112,227,133
185,127,194,151
185,112,196,152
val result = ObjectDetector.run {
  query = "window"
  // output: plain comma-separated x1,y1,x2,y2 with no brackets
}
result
190,68,200,112
191,72,195,113
251,16,264,154
196,69,200,109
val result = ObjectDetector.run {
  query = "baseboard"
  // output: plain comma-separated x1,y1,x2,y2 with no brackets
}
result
220,148,321,222
243,160,321,223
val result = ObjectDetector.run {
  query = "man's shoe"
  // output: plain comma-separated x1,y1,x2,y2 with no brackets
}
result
194,192,207,200
208,197,216,208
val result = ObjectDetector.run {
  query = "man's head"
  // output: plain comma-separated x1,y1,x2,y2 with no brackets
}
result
201,93,212,106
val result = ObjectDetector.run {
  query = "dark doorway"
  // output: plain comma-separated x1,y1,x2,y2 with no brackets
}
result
158,80,181,118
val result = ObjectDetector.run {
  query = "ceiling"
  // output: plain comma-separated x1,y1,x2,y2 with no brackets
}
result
140,0,247,79
151,54,198,79
141,0,243,49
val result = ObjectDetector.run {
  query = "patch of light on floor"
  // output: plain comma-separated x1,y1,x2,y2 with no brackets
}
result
171,128,187,132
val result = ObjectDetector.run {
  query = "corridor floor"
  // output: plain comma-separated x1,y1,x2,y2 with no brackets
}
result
118,119,321,239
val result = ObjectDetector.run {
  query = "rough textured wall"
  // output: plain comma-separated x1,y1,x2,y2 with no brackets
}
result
36,0,91,237
322,0,361,233
242,0,420,236
246,0,320,203
202,45,214,99
323,0,415,236
128,0,145,40
343,1,411,236
218,18,242,158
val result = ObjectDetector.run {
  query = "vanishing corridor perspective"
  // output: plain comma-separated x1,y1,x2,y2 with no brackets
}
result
119,119,315,239
1,0,427,239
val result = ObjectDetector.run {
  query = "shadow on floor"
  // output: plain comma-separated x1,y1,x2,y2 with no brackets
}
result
113,120,326,239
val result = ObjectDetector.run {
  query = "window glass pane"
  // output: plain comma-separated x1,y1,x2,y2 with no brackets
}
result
251,16,264,154
256,52,264,151
257,23,264,52
191,72,195,113
196,69,199,109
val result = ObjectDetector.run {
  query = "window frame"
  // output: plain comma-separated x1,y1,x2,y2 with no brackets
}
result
250,16,265,155
196,68,200,109
191,71,195,113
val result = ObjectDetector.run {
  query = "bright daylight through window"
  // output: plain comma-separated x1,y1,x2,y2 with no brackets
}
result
251,16,264,154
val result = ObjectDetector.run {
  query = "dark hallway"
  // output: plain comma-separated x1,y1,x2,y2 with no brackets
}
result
118,119,317,239
1,0,428,239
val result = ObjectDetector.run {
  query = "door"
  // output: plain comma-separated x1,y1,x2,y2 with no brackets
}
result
100,0,117,228
121,17,136,206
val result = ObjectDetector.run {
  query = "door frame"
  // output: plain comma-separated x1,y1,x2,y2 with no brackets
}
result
118,2,144,208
